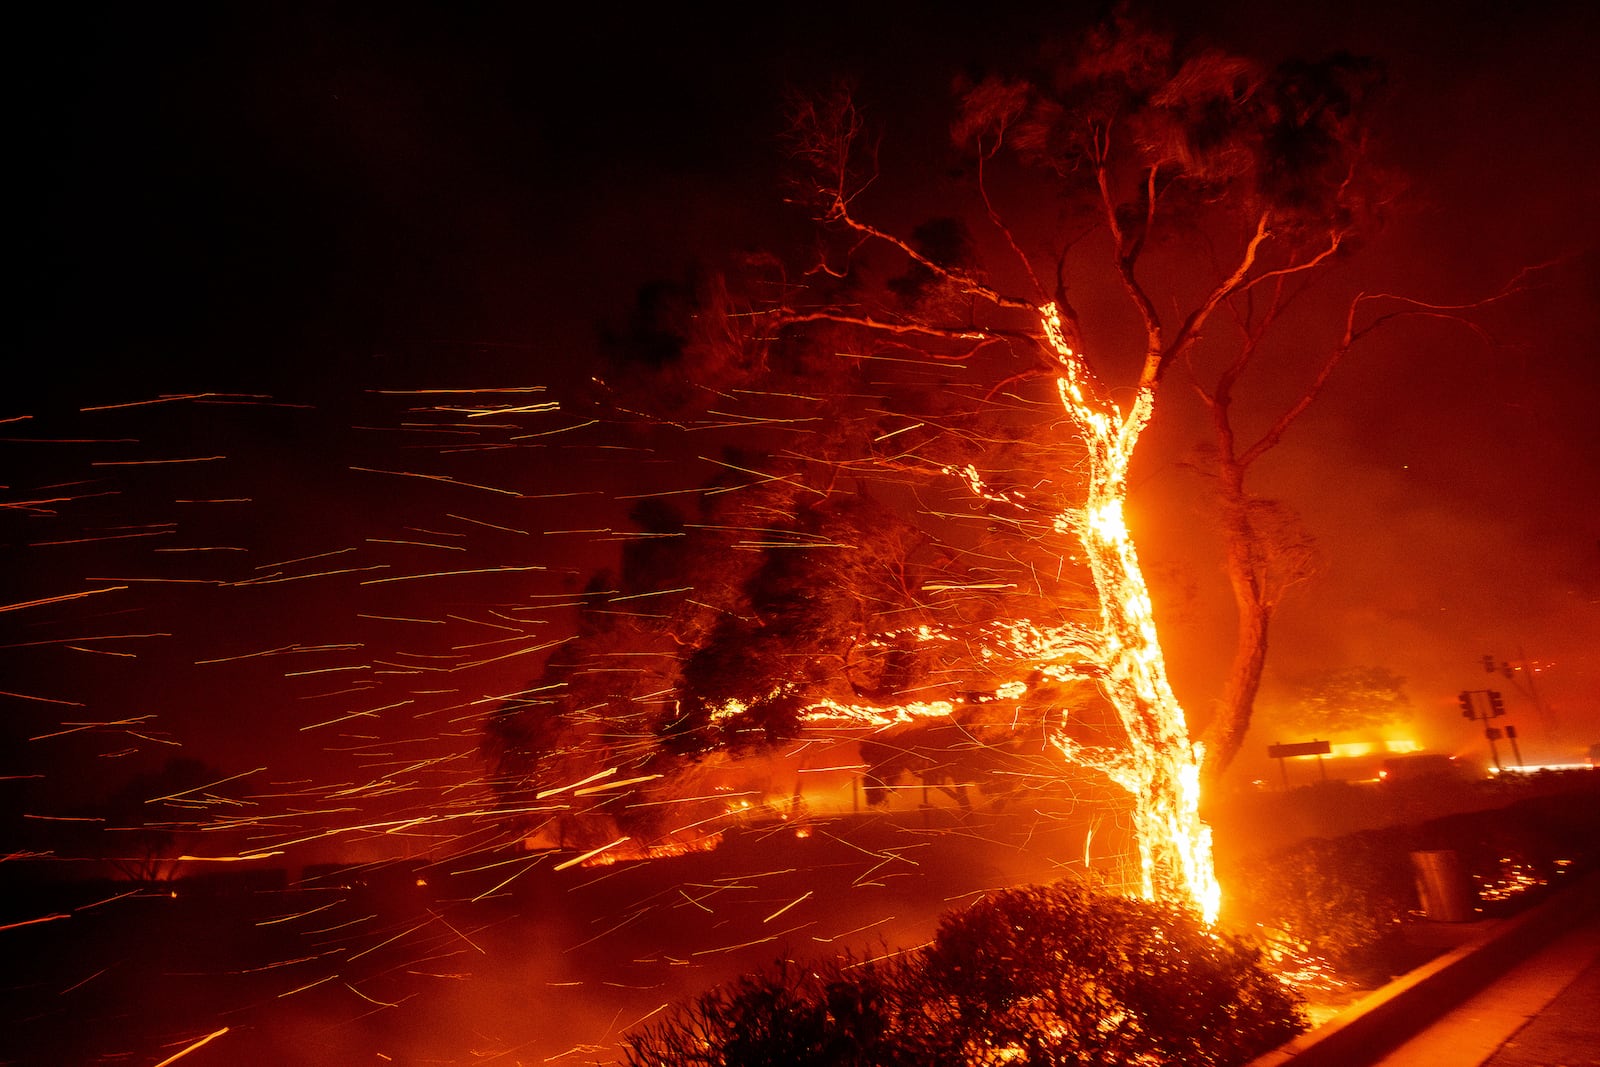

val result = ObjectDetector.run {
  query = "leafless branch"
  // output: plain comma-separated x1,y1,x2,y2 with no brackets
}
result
1155,213,1274,387
975,137,1048,305
1235,268,1547,469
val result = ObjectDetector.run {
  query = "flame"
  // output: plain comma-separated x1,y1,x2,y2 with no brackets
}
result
1328,738,1421,759
1042,303,1219,921
800,303,1221,921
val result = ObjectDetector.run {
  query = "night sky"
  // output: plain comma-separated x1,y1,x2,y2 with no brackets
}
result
7,0,1598,831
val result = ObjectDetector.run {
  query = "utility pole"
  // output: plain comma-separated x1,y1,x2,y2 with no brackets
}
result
1483,650,1557,737
1458,689,1512,770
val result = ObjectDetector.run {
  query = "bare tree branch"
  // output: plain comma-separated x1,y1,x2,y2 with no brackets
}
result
1235,271,1540,469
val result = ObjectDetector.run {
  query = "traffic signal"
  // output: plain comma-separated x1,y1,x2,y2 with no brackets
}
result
1488,690,1506,716
1505,725,1518,739
1482,654,1495,673
1459,691,1474,718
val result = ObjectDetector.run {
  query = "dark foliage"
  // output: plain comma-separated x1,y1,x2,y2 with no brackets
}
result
1228,772,1600,974
62,757,234,882
621,881,1305,1067
1228,827,1418,976
622,957,923,1067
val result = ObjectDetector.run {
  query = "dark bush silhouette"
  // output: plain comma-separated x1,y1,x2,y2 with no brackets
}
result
620,956,925,1067
1228,771,1600,973
621,881,1305,1066
1229,828,1419,975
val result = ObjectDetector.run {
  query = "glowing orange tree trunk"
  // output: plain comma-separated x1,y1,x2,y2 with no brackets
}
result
1042,305,1219,920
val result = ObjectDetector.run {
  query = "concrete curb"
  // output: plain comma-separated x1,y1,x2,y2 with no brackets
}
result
1246,870,1600,1067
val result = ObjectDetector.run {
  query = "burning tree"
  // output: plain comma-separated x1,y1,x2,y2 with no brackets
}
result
764,16,1392,915
488,13,1481,917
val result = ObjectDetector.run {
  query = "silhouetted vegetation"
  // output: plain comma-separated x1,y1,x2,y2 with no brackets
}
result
1227,771,1600,976
620,881,1305,1067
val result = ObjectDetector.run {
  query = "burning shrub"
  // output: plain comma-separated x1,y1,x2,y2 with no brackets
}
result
620,881,1305,1067
1227,772,1600,975
1228,829,1418,975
